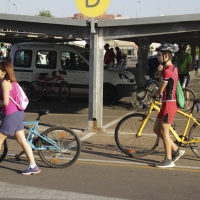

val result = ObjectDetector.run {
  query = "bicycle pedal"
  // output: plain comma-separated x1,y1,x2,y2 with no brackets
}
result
15,154,21,161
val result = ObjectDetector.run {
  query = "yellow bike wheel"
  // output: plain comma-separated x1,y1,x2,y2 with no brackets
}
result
115,113,159,157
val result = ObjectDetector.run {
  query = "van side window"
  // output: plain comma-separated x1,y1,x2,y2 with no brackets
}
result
36,51,57,69
14,50,32,67
61,51,89,71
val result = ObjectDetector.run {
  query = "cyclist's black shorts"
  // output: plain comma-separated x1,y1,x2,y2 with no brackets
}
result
178,74,191,87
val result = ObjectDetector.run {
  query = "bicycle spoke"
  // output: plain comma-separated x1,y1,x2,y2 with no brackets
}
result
115,113,159,157
37,126,80,168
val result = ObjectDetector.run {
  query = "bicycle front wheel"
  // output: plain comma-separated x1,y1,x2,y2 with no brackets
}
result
130,88,152,110
180,87,197,112
26,81,45,102
115,113,159,157
0,140,8,163
189,120,200,158
37,126,81,168
59,81,70,103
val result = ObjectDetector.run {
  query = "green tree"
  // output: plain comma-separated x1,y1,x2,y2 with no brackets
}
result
37,10,54,17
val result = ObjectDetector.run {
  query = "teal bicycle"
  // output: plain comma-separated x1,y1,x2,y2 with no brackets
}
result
0,109,81,168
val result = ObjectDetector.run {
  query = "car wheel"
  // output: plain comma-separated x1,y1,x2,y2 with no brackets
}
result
103,84,118,105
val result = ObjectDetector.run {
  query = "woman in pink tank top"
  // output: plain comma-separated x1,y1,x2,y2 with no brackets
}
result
0,61,41,175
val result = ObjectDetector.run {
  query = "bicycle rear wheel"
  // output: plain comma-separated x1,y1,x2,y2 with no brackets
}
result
26,81,45,102
115,113,159,157
130,88,152,110
180,88,197,112
59,81,70,103
189,120,200,158
0,140,8,163
37,126,81,168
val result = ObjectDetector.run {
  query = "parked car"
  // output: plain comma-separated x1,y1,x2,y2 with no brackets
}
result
10,43,136,104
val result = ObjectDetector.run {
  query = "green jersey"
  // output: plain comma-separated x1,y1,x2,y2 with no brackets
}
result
177,53,192,74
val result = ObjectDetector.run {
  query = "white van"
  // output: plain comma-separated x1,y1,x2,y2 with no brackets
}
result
10,43,136,103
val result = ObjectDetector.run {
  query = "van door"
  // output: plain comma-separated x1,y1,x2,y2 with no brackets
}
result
60,51,89,95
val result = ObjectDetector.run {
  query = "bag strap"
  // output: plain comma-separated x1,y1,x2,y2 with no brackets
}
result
9,82,19,107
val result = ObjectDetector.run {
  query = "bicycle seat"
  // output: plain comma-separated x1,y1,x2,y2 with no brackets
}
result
30,109,49,116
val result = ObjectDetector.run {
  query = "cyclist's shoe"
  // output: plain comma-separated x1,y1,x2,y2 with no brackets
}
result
155,157,175,168
172,149,185,162
22,165,41,175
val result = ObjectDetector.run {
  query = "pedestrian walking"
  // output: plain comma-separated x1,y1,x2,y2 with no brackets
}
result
0,61,41,175
115,46,122,68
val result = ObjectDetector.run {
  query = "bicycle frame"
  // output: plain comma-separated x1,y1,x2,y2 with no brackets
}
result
42,75,64,94
136,100,200,144
23,120,60,151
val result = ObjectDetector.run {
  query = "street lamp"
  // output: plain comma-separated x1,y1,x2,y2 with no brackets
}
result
158,7,163,16
136,1,141,18
63,7,65,18
13,4,18,14
169,2,171,15
6,0,10,13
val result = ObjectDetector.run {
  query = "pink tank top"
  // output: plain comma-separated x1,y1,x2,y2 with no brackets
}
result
0,82,19,115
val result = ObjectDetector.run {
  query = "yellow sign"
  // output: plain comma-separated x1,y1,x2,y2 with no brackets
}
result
75,0,110,17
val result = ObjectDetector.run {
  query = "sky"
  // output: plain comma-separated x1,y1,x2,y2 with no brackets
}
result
1,0,200,18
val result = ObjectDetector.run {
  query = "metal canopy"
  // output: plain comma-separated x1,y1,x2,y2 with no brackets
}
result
0,13,90,44
97,13,200,44
0,13,200,44
0,31,86,44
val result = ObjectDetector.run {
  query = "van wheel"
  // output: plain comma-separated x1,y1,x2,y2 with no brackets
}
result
19,81,29,92
103,84,118,105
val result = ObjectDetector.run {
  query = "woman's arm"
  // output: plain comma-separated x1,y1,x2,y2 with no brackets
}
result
0,81,11,107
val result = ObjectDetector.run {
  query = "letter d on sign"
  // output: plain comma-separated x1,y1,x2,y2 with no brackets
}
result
76,0,110,17
86,0,100,8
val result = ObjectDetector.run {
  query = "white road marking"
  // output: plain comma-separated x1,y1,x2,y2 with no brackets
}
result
0,182,126,200
102,111,134,129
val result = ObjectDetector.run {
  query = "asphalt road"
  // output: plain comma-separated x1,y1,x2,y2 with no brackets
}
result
1,70,200,200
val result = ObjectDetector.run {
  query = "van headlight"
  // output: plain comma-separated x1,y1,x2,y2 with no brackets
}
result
119,74,131,82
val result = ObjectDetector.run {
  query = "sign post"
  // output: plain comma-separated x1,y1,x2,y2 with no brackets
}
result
75,0,110,130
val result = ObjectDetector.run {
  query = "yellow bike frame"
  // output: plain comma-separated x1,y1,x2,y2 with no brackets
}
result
136,100,200,145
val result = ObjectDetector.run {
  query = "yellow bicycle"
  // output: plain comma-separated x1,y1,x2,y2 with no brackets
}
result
115,99,200,158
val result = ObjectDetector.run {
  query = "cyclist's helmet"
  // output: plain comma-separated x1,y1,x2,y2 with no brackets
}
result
155,43,179,54
179,43,187,50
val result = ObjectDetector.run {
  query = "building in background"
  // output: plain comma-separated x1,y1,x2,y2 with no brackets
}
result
67,12,129,20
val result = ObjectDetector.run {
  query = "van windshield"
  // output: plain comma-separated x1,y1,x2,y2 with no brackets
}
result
81,52,89,61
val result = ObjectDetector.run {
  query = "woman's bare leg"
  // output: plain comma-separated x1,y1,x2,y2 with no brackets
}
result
15,130,35,165
154,119,178,158
0,133,7,150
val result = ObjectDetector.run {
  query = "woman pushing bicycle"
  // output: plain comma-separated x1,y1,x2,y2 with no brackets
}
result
150,43,185,168
0,61,41,175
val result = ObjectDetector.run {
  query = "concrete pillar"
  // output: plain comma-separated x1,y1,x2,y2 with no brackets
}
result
88,28,104,130
198,45,200,70
190,43,196,78
135,38,149,88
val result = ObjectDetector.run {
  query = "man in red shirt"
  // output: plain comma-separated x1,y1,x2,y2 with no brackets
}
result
150,43,185,168
104,43,113,68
